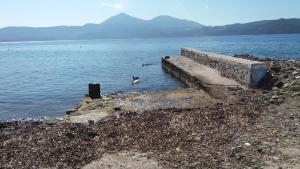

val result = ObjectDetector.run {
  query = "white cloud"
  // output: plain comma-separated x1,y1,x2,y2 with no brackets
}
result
100,1,126,10
114,3,124,10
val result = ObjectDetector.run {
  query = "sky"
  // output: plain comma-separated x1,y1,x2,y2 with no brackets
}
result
0,0,300,28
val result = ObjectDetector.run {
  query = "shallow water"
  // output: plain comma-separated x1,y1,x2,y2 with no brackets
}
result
0,34,300,120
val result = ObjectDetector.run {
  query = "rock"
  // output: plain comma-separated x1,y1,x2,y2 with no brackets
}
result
277,98,284,104
265,57,272,61
290,85,300,91
292,71,298,75
0,123,8,129
258,146,273,155
269,99,275,104
288,66,296,71
66,109,76,115
87,132,98,138
88,120,95,125
274,81,284,88
296,61,300,67
252,159,257,164
272,156,280,162
292,91,300,97
289,59,296,63
44,119,61,125
291,80,300,86
283,83,290,88
235,153,246,161
257,148,263,154
113,107,122,111
66,133,75,139
252,140,262,146
245,156,254,165
245,142,251,146
270,64,281,73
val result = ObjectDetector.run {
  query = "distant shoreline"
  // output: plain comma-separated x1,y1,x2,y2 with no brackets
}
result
1,32,300,43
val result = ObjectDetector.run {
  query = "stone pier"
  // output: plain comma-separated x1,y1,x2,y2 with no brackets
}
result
162,48,268,97
181,48,268,87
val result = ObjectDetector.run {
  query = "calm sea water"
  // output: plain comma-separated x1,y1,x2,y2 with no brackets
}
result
0,34,300,120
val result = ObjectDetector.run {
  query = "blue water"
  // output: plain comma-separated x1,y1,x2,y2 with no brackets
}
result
0,34,300,120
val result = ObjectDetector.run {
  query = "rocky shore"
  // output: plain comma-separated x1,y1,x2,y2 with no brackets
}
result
0,57,299,169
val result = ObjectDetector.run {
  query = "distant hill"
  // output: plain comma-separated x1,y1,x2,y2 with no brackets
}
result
78,13,204,39
0,13,300,42
202,18,300,35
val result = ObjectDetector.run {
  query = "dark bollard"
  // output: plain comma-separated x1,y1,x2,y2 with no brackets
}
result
89,83,101,99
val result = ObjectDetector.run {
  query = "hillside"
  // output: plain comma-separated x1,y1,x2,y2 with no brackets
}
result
0,13,300,42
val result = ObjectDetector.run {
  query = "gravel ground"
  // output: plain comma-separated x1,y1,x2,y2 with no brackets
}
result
1,93,298,169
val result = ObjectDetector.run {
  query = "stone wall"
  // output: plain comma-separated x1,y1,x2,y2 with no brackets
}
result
181,48,267,87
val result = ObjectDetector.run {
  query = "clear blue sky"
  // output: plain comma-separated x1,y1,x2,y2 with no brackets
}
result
1,0,300,28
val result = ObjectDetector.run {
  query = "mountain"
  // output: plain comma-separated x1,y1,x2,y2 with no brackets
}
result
203,18,300,35
0,13,300,42
79,13,204,39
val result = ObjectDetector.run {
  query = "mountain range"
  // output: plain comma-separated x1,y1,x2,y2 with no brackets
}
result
1,13,300,42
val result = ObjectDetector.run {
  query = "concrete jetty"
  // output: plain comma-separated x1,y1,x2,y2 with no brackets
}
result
162,48,268,97
181,48,268,87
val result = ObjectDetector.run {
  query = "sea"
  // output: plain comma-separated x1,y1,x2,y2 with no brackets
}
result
0,34,300,121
